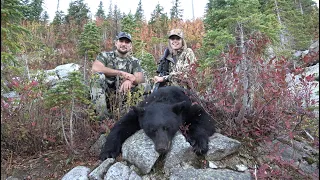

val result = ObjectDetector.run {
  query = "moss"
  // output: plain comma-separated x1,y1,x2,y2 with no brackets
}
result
303,156,316,165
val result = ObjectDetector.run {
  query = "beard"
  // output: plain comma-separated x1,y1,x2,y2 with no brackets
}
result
117,46,130,54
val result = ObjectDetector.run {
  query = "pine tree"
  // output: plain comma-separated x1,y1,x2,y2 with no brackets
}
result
65,0,90,27
78,22,101,60
149,3,169,38
44,71,92,152
134,0,145,22
169,0,183,20
21,0,44,21
259,0,318,50
52,10,65,24
113,5,123,36
41,11,49,24
52,10,65,34
78,22,101,82
95,1,106,19
121,13,138,36
204,0,279,60
1,0,30,94
203,0,280,118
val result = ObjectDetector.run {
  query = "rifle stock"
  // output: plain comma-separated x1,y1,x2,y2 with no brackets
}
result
152,48,170,92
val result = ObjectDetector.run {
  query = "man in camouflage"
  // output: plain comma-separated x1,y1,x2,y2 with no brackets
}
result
153,29,197,88
90,32,145,119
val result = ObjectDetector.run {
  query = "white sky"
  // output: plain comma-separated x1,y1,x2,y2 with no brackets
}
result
42,0,208,22
43,0,319,22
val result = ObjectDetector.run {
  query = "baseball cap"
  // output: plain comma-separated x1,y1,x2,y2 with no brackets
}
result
117,32,132,42
168,29,184,39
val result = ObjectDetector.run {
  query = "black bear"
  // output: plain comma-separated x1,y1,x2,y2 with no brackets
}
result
99,86,215,160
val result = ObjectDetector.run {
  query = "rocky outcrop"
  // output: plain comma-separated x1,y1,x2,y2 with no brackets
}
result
63,131,250,180
65,128,319,180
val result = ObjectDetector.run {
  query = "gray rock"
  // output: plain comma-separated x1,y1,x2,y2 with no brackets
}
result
298,162,319,176
169,167,251,180
206,133,241,161
89,134,107,157
129,170,142,180
104,162,130,180
208,161,218,169
43,63,81,86
61,166,90,180
89,158,115,180
236,164,248,172
6,177,19,180
164,132,197,175
55,63,81,79
103,162,142,180
122,130,160,174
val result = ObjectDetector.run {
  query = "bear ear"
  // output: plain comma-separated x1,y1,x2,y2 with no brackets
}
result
132,106,145,116
172,101,188,114
191,104,202,114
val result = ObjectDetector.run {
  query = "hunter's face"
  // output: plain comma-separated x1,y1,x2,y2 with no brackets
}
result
169,35,182,50
115,38,132,54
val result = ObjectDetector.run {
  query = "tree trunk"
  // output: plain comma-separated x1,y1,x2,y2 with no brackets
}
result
69,97,75,150
22,54,30,81
236,22,251,123
298,0,304,15
274,0,286,46
84,51,87,84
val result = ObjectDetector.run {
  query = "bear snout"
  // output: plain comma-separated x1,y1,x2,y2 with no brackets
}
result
155,141,171,154
154,132,172,154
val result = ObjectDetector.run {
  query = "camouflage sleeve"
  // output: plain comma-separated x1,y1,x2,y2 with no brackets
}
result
164,48,196,83
95,52,109,66
184,48,197,65
131,59,142,73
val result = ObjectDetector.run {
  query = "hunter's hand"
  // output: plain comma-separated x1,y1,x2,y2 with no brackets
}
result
119,71,136,83
153,76,165,83
120,80,133,93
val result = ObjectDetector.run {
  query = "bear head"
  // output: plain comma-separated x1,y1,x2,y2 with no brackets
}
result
132,101,188,154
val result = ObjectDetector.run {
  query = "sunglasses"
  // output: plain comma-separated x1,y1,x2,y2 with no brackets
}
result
169,36,181,40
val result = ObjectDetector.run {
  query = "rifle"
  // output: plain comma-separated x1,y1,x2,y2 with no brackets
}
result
152,48,170,92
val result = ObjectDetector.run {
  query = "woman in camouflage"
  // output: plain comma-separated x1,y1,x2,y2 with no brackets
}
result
153,29,197,88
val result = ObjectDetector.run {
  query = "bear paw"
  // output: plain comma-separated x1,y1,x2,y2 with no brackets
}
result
187,137,208,156
99,144,121,160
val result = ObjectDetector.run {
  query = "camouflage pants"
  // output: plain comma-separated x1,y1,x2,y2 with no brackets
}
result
90,72,151,119
90,72,113,119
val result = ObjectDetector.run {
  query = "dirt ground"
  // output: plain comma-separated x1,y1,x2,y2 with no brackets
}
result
1,146,101,180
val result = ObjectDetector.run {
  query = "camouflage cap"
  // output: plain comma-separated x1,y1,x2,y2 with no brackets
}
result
117,32,132,42
168,29,184,39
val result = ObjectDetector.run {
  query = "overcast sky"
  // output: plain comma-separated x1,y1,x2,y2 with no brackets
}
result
42,0,208,22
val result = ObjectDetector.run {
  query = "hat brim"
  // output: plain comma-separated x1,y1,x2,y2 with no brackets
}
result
169,34,182,39
118,36,132,42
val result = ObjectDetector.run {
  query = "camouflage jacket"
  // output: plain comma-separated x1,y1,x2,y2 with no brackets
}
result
164,47,197,87
96,50,142,87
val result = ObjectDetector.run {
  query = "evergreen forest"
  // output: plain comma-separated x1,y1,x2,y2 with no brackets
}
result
1,0,319,179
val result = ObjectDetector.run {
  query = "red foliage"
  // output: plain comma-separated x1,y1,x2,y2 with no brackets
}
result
177,33,318,178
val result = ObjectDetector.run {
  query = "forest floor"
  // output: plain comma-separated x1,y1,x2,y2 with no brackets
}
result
1,138,102,180
1,146,100,180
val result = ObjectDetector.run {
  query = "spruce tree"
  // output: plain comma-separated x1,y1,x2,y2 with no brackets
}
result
65,0,90,27
95,1,106,19
149,3,169,38
134,0,145,22
169,0,183,20
259,0,318,50
113,5,123,36
121,13,137,36
1,0,30,94
203,0,279,62
21,0,44,21
78,22,101,61
41,11,49,24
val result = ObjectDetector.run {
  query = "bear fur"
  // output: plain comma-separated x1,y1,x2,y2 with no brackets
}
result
99,86,215,160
